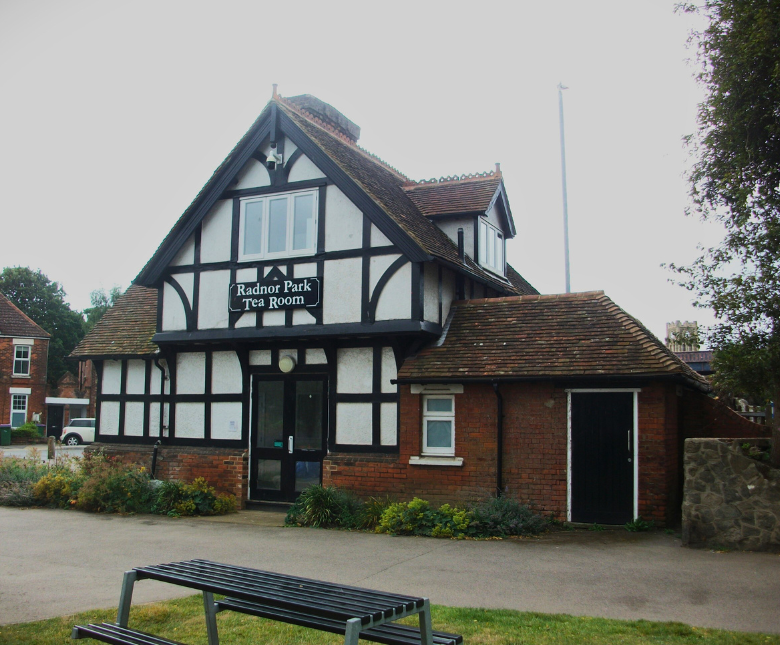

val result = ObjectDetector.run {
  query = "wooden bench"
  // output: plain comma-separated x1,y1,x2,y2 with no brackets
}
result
71,559,462,645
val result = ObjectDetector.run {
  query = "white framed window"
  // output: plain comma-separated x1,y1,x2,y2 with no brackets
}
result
11,394,28,428
238,189,318,261
422,395,455,456
13,345,31,376
478,219,505,275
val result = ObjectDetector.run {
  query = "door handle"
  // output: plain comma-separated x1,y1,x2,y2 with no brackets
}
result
288,436,294,454
628,430,631,451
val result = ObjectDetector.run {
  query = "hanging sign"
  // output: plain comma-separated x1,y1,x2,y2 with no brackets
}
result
229,277,322,312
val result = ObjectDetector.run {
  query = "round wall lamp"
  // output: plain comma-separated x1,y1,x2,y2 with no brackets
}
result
279,355,296,373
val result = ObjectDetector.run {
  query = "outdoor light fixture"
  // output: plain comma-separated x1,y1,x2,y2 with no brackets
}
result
279,355,296,373
266,144,283,170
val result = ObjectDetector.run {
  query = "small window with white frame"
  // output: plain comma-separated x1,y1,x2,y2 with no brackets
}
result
478,218,504,275
422,395,455,456
13,345,31,376
11,394,28,428
238,189,318,261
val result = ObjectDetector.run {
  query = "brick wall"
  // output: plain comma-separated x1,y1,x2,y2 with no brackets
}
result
86,444,249,508
0,337,49,427
325,381,684,526
681,389,771,439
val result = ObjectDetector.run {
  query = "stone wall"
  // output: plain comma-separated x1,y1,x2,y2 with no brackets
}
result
682,438,780,551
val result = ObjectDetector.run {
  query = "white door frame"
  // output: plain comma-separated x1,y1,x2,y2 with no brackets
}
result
566,388,640,522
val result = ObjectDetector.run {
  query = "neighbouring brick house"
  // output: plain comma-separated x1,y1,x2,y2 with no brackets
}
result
0,292,50,430
71,90,768,524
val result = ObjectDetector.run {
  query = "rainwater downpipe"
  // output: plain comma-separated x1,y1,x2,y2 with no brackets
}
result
492,381,504,496
152,358,168,479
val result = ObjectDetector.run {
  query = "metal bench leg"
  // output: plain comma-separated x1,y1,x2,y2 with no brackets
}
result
116,571,137,627
203,591,219,645
343,617,362,645
418,599,433,645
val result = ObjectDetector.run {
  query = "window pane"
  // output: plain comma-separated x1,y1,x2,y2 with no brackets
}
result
292,194,314,250
295,380,323,450
256,459,281,490
486,227,494,266
243,201,264,256
15,346,29,359
268,198,288,253
426,398,452,413
11,412,26,428
14,359,28,375
426,420,452,448
295,461,321,492
479,221,487,263
255,381,284,448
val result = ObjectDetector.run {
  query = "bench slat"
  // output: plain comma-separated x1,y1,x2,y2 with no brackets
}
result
72,623,188,645
215,597,463,645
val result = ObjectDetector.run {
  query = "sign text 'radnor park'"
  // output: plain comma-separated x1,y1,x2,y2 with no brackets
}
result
229,277,322,312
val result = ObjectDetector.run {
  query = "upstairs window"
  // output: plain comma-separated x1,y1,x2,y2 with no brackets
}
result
13,345,30,376
239,189,318,261
422,395,455,456
479,219,505,275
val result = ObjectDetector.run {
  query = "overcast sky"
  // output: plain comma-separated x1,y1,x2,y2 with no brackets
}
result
0,1,720,343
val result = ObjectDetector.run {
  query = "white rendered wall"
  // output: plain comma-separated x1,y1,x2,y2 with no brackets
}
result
287,153,326,182
211,402,242,440
162,273,193,331
200,200,232,263
234,267,258,328
149,402,168,437
262,310,286,327
211,351,242,394
380,402,397,445
441,268,456,323
369,254,400,293
283,136,297,159
175,403,205,439
323,258,361,324
170,235,195,266
100,401,120,435
336,402,372,445
374,262,411,321
337,348,372,393
422,262,439,324
371,223,392,247
436,217,476,259
177,353,206,394
198,270,230,329
124,402,145,436
149,361,170,396
249,350,272,366
485,202,503,229
234,159,271,189
306,348,327,364
381,347,397,393
125,360,146,395
325,185,362,251
102,361,121,394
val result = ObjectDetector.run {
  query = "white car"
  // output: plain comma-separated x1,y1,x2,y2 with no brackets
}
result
61,418,96,446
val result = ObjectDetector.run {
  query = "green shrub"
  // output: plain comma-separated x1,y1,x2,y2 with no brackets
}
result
10,422,41,441
151,478,237,517
74,453,154,514
376,497,474,538
353,495,393,530
469,496,548,537
0,456,57,506
624,516,655,532
285,485,360,528
33,471,83,508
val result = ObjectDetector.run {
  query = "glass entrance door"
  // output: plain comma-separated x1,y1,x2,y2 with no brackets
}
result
251,376,327,502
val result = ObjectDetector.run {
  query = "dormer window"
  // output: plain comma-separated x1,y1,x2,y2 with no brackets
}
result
238,189,318,261
478,219,504,275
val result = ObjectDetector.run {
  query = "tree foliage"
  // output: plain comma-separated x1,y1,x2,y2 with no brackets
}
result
83,286,122,333
0,267,85,386
671,1,780,416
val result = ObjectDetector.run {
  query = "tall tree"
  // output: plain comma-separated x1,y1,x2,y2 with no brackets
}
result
672,1,780,461
0,267,85,387
83,286,123,333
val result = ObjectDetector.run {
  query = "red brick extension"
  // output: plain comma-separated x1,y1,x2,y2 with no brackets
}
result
0,337,49,427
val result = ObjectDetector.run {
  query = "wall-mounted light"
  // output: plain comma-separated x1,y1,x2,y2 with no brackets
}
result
279,355,296,373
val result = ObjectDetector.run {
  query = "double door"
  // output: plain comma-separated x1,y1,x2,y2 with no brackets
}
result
250,375,327,502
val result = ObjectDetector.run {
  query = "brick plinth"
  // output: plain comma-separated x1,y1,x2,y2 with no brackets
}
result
86,444,249,508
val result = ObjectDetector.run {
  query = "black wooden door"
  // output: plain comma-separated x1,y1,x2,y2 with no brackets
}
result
46,405,64,437
571,392,634,524
250,376,327,502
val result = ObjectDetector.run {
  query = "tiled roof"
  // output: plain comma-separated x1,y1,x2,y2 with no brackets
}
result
70,285,158,358
278,100,530,294
397,291,710,389
0,292,50,338
403,176,501,217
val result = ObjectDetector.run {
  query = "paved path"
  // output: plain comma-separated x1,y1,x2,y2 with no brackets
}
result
1,507,778,634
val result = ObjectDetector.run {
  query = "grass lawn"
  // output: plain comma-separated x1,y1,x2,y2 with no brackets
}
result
0,595,777,645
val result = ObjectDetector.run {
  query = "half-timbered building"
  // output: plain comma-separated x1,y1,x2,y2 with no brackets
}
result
72,90,767,526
